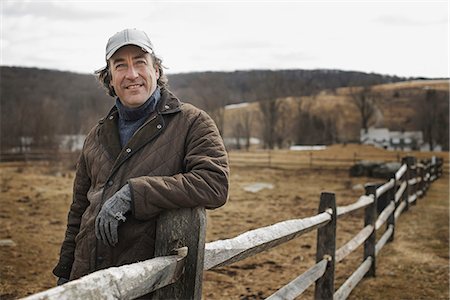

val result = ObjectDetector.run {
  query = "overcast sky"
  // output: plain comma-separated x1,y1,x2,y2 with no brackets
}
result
1,0,449,78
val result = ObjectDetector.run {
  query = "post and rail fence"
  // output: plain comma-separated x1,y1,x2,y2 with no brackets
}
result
22,155,443,300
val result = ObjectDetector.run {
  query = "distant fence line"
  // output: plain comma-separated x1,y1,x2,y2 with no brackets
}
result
21,155,443,300
228,150,448,171
0,151,79,163
2,149,448,174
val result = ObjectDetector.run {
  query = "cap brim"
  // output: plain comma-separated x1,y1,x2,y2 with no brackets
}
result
106,42,153,60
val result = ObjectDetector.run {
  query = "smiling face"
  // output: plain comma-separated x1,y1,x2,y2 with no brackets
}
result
109,45,160,108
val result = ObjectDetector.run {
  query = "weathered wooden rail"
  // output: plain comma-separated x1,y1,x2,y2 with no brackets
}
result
22,155,443,300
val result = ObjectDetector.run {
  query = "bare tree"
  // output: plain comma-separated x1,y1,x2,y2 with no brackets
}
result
349,86,378,134
294,101,314,145
436,109,449,151
30,98,62,151
232,121,243,150
294,101,338,146
237,110,253,151
179,75,228,135
258,98,282,149
2,98,31,152
275,100,296,148
206,106,225,135
416,88,449,151
323,115,339,144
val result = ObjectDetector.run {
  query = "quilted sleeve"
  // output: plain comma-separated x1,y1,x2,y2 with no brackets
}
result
128,110,229,221
52,147,91,279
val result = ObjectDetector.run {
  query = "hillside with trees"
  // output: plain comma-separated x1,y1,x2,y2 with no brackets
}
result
222,80,449,150
0,67,114,152
1,66,447,154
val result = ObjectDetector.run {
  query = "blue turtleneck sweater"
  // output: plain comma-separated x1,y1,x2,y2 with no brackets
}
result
115,87,161,147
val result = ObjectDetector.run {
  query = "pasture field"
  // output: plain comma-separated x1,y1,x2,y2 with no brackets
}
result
0,144,448,299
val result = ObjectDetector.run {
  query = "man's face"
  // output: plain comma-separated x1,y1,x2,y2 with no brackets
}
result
109,45,159,108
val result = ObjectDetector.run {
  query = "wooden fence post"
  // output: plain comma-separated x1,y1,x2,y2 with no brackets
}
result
425,159,431,191
429,159,433,184
434,156,443,179
418,164,425,198
429,156,435,180
411,158,418,206
387,175,396,243
314,192,336,300
364,184,377,277
438,157,443,178
401,156,415,212
152,207,206,300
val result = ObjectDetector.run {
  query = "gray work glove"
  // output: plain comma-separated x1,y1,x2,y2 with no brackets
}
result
95,184,132,247
57,277,69,286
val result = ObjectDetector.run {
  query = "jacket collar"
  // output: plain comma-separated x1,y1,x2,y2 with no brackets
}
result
156,87,182,115
98,107,121,160
97,86,182,162
115,87,161,121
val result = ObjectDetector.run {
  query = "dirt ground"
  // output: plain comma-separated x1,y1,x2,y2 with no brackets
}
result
0,146,448,299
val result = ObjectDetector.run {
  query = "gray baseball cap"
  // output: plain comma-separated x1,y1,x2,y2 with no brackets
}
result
105,28,154,60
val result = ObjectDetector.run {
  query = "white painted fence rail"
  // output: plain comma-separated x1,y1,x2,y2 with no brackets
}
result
375,225,394,256
266,259,329,300
408,178,418,186
394,201,407,221
409,194,417,204
22,252,187,300
376,179,395,198
395,181,407,203
334,257,373,300
336,195,374,218
335,225,373,263
375,201,396,230
395,164,407,181
203,212,331,270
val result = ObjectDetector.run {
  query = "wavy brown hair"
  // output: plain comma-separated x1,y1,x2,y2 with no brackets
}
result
95,52,168,97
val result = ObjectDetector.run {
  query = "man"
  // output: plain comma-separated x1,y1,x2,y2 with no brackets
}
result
53,28,229,285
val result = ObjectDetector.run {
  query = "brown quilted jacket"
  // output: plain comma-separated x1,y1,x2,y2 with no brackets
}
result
53,87,229,280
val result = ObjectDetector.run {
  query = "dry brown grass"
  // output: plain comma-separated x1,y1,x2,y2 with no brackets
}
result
0,145,448,299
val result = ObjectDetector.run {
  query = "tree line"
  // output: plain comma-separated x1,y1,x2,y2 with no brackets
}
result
238,84,448,151
2,66,447,154
0,67,114,152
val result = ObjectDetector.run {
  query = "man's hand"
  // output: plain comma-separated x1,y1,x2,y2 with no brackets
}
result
95,184,132,246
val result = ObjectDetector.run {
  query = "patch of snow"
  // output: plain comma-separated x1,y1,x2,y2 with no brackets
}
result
0,239,16,247
289,145,327,151
352,184,365,191
225,102,249,110
243,182,274,193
